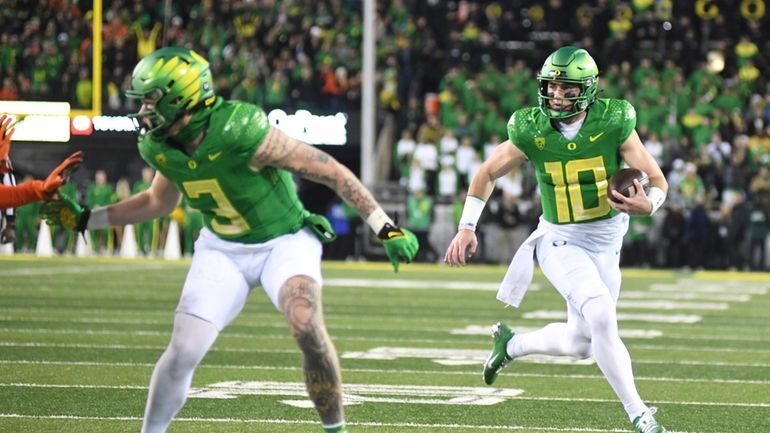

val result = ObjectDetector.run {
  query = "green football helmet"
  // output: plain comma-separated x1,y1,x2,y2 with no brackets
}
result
536,46,599,120
125,47,215,138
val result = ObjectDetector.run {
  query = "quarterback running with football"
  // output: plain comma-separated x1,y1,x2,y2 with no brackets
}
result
42,47,418,433
445,46,668,433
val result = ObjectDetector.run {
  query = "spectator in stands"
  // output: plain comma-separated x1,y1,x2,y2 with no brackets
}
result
12,175,40,253
436,155,459,202
0,77,19,101
86,169,115,254
407,189,435,262
132,166,160,256
748,165,770,270
180,196,204,257
394,129,416,185
454,136,476,188
112,177,132,252
412,138,438,195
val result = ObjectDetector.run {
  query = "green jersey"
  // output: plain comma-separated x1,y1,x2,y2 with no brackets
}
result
138,98,306,243
132,179,151,194
87,184,115,207
508,98,636,224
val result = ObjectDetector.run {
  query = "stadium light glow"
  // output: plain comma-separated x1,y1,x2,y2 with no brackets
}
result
267,109,348,145
0,101,71,142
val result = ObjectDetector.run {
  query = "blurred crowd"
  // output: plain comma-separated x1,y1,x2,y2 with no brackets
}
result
3,0,770,269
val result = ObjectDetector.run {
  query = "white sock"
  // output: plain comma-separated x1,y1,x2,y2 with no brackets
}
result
141,313,219,433
581,297,648,420
507,322,592,359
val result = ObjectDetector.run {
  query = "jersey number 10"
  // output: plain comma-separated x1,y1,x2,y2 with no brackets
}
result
543,156,610,223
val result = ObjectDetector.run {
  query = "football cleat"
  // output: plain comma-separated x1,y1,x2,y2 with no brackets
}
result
482,322,515,385
632,407,667,433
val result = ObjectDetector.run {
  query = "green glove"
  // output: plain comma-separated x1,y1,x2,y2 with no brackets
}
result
41,191,90,233
377,223,419,272
304,213,337,244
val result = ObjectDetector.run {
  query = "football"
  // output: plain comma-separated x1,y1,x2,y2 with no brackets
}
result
608,168,650,203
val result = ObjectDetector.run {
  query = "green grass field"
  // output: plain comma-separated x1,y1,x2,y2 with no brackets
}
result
1,256,769,433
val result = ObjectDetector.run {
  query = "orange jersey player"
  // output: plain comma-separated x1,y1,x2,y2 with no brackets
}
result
0,114,83,209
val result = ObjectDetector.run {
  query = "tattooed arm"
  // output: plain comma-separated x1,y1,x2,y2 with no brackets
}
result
251,126,393,231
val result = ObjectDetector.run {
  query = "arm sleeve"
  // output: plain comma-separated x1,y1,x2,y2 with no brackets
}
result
0,181,45,209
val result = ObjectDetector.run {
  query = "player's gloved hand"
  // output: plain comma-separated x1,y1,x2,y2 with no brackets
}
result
377,223,419,273
41,190,90,233
0,114,16,174
37,151,83,198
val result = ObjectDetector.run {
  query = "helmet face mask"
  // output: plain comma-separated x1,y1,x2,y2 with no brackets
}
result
537,46,599,120
125,47,215,138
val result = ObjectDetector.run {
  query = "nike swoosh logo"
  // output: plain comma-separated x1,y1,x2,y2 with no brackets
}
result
208,151,223,161
387,231,402,239
589,132,605,142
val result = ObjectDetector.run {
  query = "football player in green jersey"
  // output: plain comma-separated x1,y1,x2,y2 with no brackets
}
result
445,46,668,433
42,47,418,433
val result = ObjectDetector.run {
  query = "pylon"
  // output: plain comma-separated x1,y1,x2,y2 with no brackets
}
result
35,220,54,257
163,220,181,260
75,230,91,257
0,241,13,255
120,224,138,258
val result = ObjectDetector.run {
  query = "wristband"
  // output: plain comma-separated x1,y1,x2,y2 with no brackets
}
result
87,206,110,230
366,207,394,234
458,195,486,231
647,186,666,215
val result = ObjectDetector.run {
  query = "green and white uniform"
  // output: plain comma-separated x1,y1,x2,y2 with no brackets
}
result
508,98,636,225
139,98,307,243
499,98,636,309
139,98,321,328
496,46,665,430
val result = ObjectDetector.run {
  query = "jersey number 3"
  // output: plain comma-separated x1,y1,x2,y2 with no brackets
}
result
183,179,251,235
544,156,610,223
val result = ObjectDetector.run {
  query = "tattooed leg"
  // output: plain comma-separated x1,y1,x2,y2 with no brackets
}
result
279,275,344,425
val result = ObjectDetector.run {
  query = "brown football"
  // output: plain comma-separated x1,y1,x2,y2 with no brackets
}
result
608,168,650,203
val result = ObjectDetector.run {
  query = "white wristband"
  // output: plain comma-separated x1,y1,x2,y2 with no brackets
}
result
365,207,394,234
87,207,111,230
647,186,666,215
458,195,486,231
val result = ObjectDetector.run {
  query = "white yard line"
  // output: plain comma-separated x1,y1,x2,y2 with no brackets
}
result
2,359,770,385
3,333,770,354
324,278,511,291
0,264,176,276
0,413,711,433
0,383,768,410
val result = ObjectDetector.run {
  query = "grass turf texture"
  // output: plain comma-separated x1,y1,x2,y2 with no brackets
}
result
0,257,769,433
